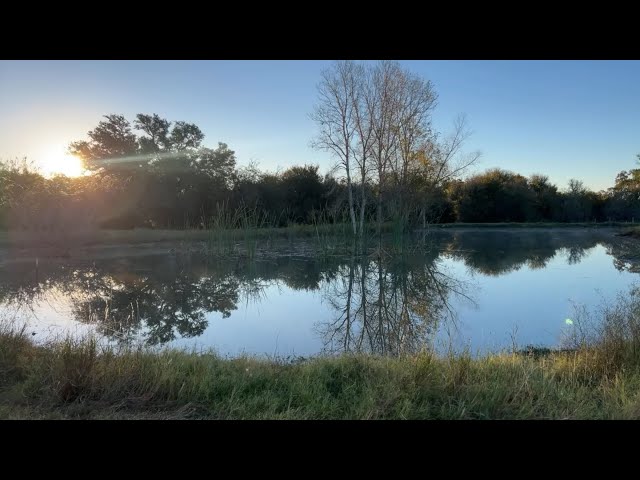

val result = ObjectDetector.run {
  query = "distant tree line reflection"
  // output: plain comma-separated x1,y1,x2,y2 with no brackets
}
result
0,232,637,352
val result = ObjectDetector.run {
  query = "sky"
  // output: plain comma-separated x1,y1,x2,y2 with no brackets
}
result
0,60,638,191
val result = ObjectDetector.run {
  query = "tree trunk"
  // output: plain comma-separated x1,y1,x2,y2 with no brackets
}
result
377,258,384,355
344,256,355,352
359,176,366,237
377,177,383,238
345,167,357,236
360,261,367,351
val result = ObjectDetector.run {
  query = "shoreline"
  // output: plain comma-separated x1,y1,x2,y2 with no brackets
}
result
1,330,639,420
0,224,634,262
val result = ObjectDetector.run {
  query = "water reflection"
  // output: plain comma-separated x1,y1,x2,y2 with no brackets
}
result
319,254,475,355
440,230,604,275
68,264,240,344
0,230,637,354
0,256,339,345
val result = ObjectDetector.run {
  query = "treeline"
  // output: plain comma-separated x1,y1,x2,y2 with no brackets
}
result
1,60,638,231
1,147,639,232
448,169,640,223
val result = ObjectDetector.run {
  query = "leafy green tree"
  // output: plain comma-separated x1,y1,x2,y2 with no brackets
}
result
69,114,138,171
529,174,561,221
134,113,172,154
67,113,231,228
562,179,593,222
195,143,237,186
281,165,324,223
456,169,535,222
604,167,640,220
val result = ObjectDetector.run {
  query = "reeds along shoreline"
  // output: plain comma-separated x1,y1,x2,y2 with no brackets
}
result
1,196,636,252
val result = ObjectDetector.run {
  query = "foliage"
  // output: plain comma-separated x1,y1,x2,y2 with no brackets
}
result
1,116,639,231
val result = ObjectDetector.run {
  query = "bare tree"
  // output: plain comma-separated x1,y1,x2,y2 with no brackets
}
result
409,114,481,226
311,61,479,234
390,68,438,222
311,61,360,235
419,114,481,186
352,64,375,236
318,250,476,356
368,61,404,235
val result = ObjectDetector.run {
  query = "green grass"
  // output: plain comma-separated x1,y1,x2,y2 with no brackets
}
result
2,335,640,419
3,287,640,419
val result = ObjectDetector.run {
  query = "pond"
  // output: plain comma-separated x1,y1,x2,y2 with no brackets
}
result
1,229,638,357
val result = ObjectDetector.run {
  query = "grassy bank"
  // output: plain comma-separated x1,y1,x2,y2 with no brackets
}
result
0,223,363,249
0,221,632,249
2,288,640,419
1,333,639,420
434,221,635,229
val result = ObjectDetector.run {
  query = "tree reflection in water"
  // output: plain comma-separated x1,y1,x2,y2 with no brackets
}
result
0,230,636,352
67,266,240,344
319,252,476,356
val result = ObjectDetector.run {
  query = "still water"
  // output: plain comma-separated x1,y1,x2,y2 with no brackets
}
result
1,229,638,357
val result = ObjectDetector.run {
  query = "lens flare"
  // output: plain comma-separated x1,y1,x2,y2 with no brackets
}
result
39,144,85,177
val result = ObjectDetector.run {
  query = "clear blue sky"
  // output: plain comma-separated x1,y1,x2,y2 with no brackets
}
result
1,60,638,190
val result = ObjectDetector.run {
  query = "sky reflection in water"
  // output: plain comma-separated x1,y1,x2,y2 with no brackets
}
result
1,230,638,357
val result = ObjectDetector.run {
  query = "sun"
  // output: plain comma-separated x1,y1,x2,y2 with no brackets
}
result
39,145,86,178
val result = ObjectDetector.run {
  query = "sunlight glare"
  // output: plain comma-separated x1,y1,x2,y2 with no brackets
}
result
39,145,86,177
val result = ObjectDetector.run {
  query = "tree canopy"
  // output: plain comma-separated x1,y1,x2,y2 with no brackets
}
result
1,111,637,232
